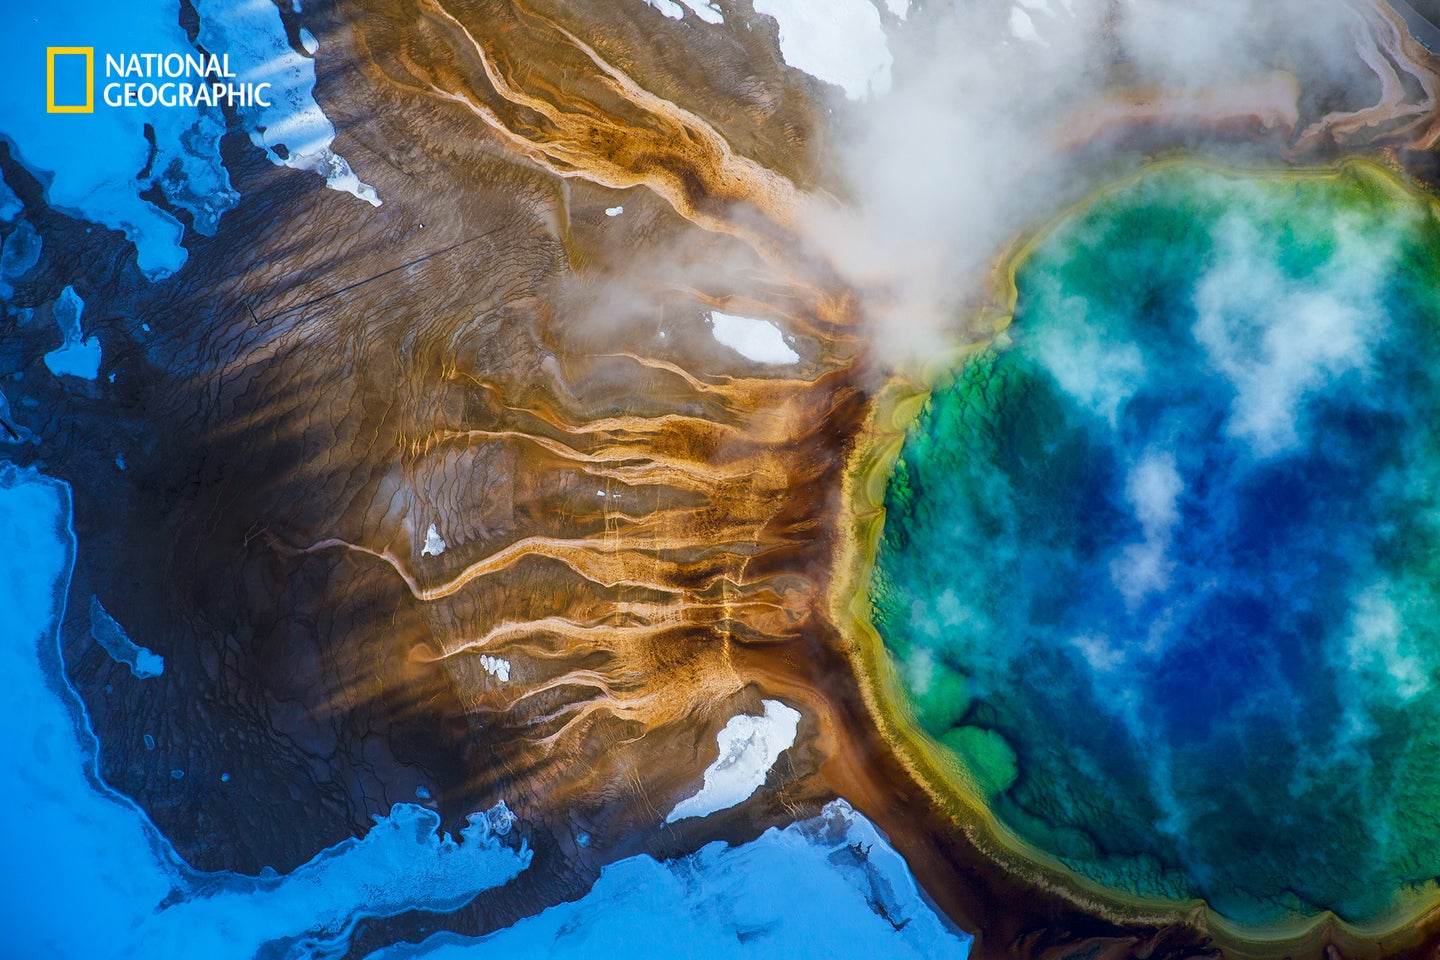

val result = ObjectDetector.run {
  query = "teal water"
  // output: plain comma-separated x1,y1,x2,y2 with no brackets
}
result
872,162,1440,926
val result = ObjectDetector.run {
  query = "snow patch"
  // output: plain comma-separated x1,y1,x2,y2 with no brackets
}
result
643,0,687,19
89,596,164,678
421,522,447,557
362,798,972,960
709,311,800,364
0,0,239,277
196,0,382,207
751,0,893,99
666,699,801,822
641,0,723,21
480,654,512,683
605,205,625,217
691,1,725,23
43,286,101,381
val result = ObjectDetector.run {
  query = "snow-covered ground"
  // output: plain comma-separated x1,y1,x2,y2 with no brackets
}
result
363,798,972,960
0,0,375,279
480,654,512,682
0,0,237,277
667,699,801,822
421,522,448,557
633,0,894,99
709,312,801,365
642,0,724,23
0,463,529,959
89,596,164,678
42,286,102,381
751,0,894,99
196,0,381,208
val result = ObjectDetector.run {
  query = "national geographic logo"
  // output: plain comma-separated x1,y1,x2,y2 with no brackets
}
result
46,47,93,113
46,47,273,113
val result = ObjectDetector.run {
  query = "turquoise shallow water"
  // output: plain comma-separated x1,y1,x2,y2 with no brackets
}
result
871,162,1440,926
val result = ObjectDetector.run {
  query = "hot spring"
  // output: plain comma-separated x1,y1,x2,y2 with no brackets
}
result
869,159,1440,927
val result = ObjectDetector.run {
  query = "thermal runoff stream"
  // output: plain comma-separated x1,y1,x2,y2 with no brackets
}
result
868,160,1440,929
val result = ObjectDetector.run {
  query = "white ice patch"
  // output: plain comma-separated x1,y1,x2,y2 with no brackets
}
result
0,464,530,958
0,0,238,277
362,798,972,960
884,0,911,19
197,0,382,207
421,522,448,557
43,286,102,381
693,1,725,23
751,0,893,99
1109,451,1183,606
89,596,164,678
643,0,687,19
666,699,801,822
605,205,625,217
480,654,511,683
641,0,723,22
709,311,800,364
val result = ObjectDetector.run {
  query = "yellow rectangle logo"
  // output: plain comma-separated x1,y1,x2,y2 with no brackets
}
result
47,47,94,114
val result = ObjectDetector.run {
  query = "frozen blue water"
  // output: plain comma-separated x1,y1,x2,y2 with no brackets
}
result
0,438,970,959
364,800,973,960
1,458,973,959
0,0,378,279
0,463,531,960
88,596,164,678
194,0,381,207
43,284,101,380
0,0,235,277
